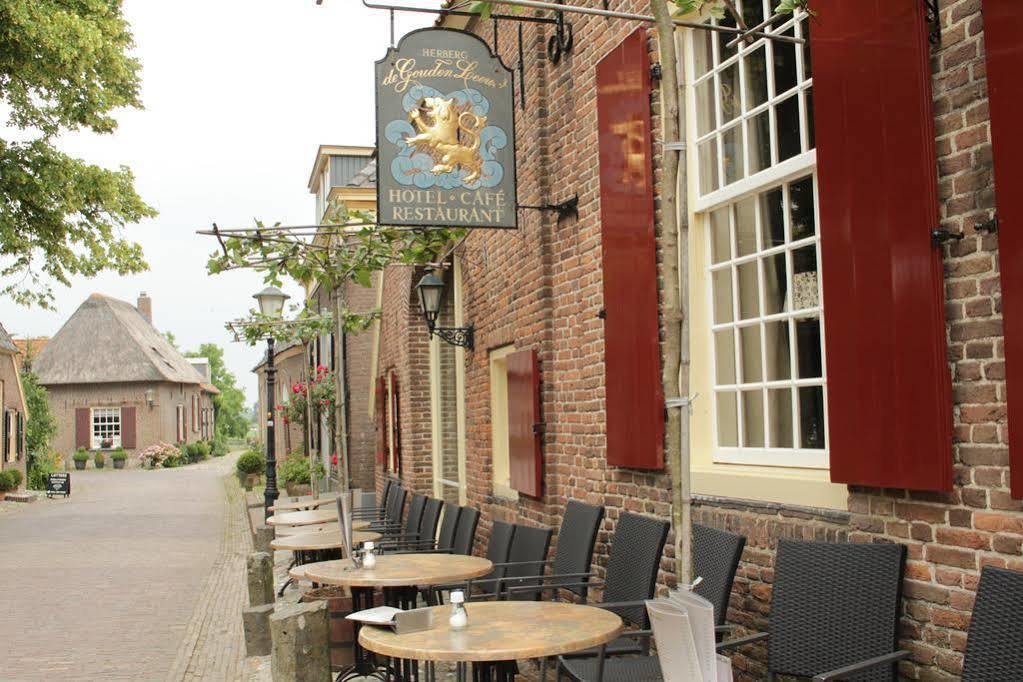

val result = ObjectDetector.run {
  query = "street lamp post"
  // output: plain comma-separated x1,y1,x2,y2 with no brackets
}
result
254,286,290,520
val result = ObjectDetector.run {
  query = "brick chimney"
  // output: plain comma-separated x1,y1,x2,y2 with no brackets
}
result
137,292,153,325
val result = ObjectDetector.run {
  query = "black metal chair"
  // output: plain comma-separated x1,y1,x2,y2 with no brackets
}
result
471,523,554,601
379,493,434,549
469,521,517,599
351,479,394,520
961,565,1023,681
543,512,669,664
716,538,908,682
452,506,480,556
367,485,406,533
555,524,746,682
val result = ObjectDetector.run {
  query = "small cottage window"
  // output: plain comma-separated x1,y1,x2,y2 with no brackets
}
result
688,2,825,469
91,407,122,449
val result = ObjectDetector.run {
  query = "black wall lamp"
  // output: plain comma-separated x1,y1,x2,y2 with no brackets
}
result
416,271,475,351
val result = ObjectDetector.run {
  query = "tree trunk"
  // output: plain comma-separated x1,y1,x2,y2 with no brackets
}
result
333,290,351,492
650,0,692,586
303,341,319,495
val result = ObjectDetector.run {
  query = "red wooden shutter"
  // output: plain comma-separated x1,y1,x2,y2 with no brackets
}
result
389,372,401,473
75,408,90,449
507,349,543,497
2,411,8,461
982,1,1023,496
121,406,137,449
191,395,197,432
812,2,952,490
177,405,184,443
376,376,387,465
596,28,665,470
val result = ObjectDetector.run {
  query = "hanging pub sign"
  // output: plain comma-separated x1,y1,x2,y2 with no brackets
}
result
375,28,517,229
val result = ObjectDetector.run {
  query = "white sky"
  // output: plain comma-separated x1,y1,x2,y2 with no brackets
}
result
0,0,434,404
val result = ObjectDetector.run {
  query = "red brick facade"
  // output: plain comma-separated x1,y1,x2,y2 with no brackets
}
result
372,2,1013,679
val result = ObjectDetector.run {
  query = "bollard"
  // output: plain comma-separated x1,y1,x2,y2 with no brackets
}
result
247,551,274,606
253,524,274,554
270,600,331,682
243,603,274,656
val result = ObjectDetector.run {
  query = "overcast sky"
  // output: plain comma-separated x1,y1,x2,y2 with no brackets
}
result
1,0,434,404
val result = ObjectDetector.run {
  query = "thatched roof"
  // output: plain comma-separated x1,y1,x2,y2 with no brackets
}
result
34,294,208,387
0,323,17,355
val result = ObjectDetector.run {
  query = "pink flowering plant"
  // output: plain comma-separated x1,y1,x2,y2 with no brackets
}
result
136,442,181,469
278,366,336,429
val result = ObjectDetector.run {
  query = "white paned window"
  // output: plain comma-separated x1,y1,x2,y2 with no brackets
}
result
689,1,814,207
688,2,825,468
91,407,121,449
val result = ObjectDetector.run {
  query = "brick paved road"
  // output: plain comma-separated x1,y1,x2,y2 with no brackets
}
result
0,456,243,681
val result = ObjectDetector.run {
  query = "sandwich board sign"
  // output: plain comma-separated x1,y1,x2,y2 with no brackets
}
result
375,28,517,229
47,472,70,498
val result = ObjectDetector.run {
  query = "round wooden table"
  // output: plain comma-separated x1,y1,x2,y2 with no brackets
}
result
269,495,337,513
304,554,493,681
271,529,381,552
266,509,339,527
268,509,372,531
303,554,492,589
360,602,623,682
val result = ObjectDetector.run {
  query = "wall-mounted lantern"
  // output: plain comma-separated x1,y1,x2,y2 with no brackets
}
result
145,388,155,408
416,271,474,351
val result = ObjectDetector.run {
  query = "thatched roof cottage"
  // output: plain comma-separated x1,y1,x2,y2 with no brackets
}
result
33,293,218,460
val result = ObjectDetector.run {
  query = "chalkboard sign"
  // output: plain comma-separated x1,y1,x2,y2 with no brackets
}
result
46,472,70,498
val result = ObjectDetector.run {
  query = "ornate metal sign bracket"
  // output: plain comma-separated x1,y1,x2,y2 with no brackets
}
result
547,10,574,64
429,324,475,350
924,0,941,46
518,195,579,222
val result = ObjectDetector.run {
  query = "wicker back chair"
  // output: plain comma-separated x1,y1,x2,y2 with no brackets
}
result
418,498,443,544
475,521,517,598
692,524,746,626
502,524,554,600
961,565,1023,681
453,506,480,556
602,512,670,628
402,493,426,537
436,503,461,550
550,501,605,599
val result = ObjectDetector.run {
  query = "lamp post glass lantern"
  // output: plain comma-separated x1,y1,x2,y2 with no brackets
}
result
254,286,289,520
415,270,475,350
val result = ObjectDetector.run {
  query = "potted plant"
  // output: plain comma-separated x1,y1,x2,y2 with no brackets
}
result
73,448,89,470
280,453,326,497
100,437,113,450
236,451,264,491
0,469,20,500
111,448,127,469
94,451,105,469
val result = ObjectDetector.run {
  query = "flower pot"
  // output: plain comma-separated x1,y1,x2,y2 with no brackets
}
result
0,492,6,501
95,461,104,469
286,483,312,497
74,460,86,470
113,459,125,469
244,473,260,491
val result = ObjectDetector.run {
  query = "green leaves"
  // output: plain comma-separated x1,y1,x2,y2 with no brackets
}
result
0,1,152,308
21,370,56,457
671,0,810,17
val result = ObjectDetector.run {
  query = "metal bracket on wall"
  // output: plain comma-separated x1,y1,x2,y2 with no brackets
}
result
924,0,941,46
976,215,999,234
430,324,475,351
518,195,579,221
931,228,965,247
547,10,574,64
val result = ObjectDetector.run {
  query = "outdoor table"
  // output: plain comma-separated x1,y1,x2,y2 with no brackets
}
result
359,602,623,682
267,509,370,528
269,495,338,513
272,529,382,553
303,554,493,681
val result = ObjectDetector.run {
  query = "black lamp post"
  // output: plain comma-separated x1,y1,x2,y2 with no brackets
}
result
416,271,474,350
254,285,290,519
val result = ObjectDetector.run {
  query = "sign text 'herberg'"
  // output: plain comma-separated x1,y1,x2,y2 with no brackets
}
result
376,29,517,229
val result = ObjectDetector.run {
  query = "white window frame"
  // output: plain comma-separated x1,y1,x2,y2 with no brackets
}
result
91,407,122,450
686,4,827,470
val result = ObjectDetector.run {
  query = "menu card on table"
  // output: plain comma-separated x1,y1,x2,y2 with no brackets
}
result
647,589,733,682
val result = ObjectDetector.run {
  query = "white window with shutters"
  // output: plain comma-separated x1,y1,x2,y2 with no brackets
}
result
91,407,122,450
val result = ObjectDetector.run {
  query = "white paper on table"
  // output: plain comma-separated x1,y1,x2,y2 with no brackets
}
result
346,606,401,625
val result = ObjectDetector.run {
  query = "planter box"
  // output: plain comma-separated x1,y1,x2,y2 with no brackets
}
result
286,483,312,497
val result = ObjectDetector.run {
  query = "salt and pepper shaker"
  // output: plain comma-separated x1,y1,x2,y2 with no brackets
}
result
362,541,377,568
449,590,468,629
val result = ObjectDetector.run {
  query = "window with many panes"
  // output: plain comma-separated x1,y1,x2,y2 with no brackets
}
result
688,2,825,467
91,407,121,449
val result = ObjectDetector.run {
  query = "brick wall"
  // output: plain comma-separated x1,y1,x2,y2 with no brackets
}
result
343,280,379,491
371,2,1013,679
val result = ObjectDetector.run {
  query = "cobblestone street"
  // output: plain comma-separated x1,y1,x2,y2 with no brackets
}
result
0,455,250,681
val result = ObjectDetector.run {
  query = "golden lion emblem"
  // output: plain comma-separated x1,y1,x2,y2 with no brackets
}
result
407,96,487,184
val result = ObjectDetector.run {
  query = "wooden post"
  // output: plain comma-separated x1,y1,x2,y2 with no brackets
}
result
650,0,692,585
333,290,351,492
